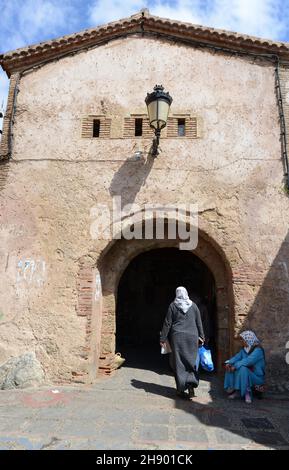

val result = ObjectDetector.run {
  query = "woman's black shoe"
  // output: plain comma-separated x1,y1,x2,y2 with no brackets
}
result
188,386,195,399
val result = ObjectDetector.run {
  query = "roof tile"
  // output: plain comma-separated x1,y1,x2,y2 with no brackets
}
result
1,9,289,76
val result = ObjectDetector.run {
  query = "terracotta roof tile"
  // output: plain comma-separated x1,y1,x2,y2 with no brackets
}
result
1,8,289,76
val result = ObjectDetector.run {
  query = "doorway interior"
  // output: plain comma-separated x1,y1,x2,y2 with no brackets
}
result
116,247,217,370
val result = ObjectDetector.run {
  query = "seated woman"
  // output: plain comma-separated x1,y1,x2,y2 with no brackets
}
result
224,330,265,404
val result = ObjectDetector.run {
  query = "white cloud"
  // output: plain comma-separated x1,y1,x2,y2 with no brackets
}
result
89,0,146,25
88,0,289,41
0,0,79,52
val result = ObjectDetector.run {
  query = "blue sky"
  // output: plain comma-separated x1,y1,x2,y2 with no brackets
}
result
1,0,289,128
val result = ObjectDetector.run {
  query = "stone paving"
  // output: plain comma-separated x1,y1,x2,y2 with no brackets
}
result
0,354,289,450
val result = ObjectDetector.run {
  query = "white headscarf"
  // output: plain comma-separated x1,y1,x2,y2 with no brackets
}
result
174,287,193,313
240,330,260,353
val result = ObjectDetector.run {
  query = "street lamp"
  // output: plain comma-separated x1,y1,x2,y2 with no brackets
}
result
145,85,173,157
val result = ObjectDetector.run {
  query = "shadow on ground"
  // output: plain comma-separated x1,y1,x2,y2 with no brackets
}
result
123,345,289,449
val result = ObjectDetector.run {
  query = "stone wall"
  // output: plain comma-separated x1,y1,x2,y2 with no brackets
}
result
0,36,288,384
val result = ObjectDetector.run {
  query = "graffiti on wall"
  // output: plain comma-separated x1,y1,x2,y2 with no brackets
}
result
16,259,46,288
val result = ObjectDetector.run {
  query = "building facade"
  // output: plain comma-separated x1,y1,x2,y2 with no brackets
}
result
0,10,289,385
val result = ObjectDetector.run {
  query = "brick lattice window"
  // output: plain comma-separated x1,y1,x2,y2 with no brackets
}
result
93,119,100,137
178,118,186,136
81,116,111,138
186,117,198,138
167,116,198,138
124,116,154,138
135,118,143,136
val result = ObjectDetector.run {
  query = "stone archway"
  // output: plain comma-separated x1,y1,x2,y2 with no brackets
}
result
96,224,234,376
116,247,217,363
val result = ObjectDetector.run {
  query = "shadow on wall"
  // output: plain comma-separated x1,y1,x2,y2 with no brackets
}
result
239,230,289,384
126,234,289,449
107,149,289,448
109,148,155,210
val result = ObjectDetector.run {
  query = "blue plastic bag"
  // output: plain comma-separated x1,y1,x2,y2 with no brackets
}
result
198,345,214,372
195,350,200,371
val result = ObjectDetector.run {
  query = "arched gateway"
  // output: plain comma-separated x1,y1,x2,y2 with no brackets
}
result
87,219,234,379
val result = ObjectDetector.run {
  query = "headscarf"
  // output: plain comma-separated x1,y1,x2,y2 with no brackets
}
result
174,287,193,313
240,330,260,353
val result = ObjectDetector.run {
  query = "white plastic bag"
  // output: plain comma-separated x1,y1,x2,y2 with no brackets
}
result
161,340,172,354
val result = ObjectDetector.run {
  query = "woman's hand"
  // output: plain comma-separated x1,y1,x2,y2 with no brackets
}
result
160,341,165,347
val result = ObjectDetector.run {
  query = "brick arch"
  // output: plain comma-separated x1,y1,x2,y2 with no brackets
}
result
95,220,234,376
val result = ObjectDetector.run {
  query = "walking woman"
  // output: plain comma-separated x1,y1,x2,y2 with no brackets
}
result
224,330,265,404
160,287,205,399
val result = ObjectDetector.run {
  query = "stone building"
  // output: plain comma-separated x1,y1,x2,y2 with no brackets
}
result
0,10,289,385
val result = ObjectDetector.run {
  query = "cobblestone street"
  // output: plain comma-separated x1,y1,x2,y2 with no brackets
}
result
1,353,289,450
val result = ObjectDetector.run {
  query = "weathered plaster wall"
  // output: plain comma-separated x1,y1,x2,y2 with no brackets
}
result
0,36,288,383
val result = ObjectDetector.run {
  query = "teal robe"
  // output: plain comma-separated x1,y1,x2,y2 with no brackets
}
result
224,347,265,397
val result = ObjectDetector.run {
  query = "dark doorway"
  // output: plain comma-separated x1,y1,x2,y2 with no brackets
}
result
116,248,217,369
